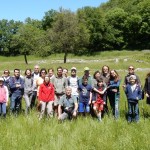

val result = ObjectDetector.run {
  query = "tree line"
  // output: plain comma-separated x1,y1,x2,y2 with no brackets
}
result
0,0,150,63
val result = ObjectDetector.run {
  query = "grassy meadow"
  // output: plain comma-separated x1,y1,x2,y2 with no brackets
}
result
0,50,150,150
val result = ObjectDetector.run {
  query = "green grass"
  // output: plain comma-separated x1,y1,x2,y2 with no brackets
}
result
0,50,150,150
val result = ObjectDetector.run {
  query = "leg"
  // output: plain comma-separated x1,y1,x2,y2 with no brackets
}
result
31,91,37,109
46,101,54,118
10,94,16,114
0,103,2,116
85,103,90,113
114,93,119,119
39,101,46,120
78,102,85,116
24,93,30,114
134,103,139,122
128,102,133,122
15,96,22,114
58,112,68,121
2,103,6,118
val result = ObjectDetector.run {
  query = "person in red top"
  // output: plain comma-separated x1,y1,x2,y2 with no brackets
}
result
38,75,55,120
92,79,107,122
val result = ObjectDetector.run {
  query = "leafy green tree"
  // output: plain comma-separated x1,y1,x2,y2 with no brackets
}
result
48,8,79,63
42,9,57,30
11,24,51,64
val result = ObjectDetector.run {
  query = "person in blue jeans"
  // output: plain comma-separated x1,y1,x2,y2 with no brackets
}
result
78,76,92,116
107,70,121,119
124,75,142,123
9,69,24,115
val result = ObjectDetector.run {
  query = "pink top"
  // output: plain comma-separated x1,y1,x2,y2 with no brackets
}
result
0,85,8,103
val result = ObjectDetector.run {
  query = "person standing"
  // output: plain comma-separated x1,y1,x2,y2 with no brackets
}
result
144,71,150,105
51,66,68,116
58,86,78,121
123,65,141,86
107,70,121,119
93,79,107,122
38,75,55,120
24,69,34,114
9,69,24,115
0,77,8,118
48,68,55,81
124,75,142,123
67,67,79,101
31,65,40,108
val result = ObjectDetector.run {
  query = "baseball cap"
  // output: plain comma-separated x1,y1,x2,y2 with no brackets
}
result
129,75,136,80
71,67,77,71
84,67,90,71
0,77,4,81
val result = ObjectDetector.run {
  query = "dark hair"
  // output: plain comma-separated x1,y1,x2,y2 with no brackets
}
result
146,71,150,78
48,68,54,72
40,68,47,76
14,69,20,72
93,70,101,79
57,66,63,71
97,78,103,83
24,69,32,76
82,75,88,81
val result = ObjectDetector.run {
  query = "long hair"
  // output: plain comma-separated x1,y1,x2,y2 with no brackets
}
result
146,71,150,79
110,70,120,82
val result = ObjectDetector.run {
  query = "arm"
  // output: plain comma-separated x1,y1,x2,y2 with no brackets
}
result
109,80,121,88
72,102,78,117
58,104,62,119
5,86,9,106
89,91,92,104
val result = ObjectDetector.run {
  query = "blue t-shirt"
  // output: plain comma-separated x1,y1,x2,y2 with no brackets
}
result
78,84,92,103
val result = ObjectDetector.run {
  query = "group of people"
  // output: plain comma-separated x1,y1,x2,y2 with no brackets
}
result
0,65,150,123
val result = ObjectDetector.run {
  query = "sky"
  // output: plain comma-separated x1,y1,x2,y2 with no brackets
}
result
0,0,108,22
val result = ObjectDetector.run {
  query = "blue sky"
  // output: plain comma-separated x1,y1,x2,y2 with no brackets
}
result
0,0,108,22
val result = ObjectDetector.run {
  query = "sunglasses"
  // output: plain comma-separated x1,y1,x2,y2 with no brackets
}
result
129,68,134,70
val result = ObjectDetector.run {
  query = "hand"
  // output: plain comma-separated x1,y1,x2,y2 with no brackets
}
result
112,89,117,93
6,102,8,106
92,101,95,104
73,111,77,117
146,93,149,98
122,84,126,88
88,101,91,105
99,91,104,95
16,84,21,88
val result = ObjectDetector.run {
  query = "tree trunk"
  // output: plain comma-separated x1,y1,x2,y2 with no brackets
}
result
24,54,28,64
64,52,67,63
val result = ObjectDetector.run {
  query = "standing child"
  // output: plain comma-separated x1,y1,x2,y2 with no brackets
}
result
93,79,107,122
38,75,55,120
124,75,142,123
78,76,92,116
0,77,8,118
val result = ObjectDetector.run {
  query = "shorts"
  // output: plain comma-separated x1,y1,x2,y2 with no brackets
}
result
93,101,104,111
78,102,90,113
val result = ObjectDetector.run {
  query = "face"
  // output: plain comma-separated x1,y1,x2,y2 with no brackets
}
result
34,66,39,73
98,81,103,87
66,88,72,96
57,68,63,76
128,66,134,74
103,66,109,74
71,70,76,76
110,70,117,77
41,70,46,77
129,79,136,84
0,81,3,86
83,79,88,85
63,69,68,77
14,70,20,77
95,72,100,79
49,69,54,77
84,70,89,76
4,70,9,77
44,76,50,83
26,70,31,76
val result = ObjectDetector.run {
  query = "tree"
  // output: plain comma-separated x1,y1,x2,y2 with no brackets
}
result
11,24,51,64
48,8,79,63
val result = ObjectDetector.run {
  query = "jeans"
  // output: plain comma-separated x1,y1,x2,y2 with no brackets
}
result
78,102,90,113
10,93,22,113
0,103,6,116
24,92,33,114
108,91,120,119
31,91,37,108
128,102,139,122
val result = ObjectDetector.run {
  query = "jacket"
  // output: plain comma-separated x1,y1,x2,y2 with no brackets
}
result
125,83,142,102
0,85,8,103
39,82,55,102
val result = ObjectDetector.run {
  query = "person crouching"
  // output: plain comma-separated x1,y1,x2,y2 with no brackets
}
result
38,75,55,120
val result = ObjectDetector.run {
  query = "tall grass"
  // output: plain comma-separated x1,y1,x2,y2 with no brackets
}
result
0,50,150,150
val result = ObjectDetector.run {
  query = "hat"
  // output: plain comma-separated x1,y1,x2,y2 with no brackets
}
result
84,67,90,71
0,77,4,81
71,67,77,71
129,75,136,80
